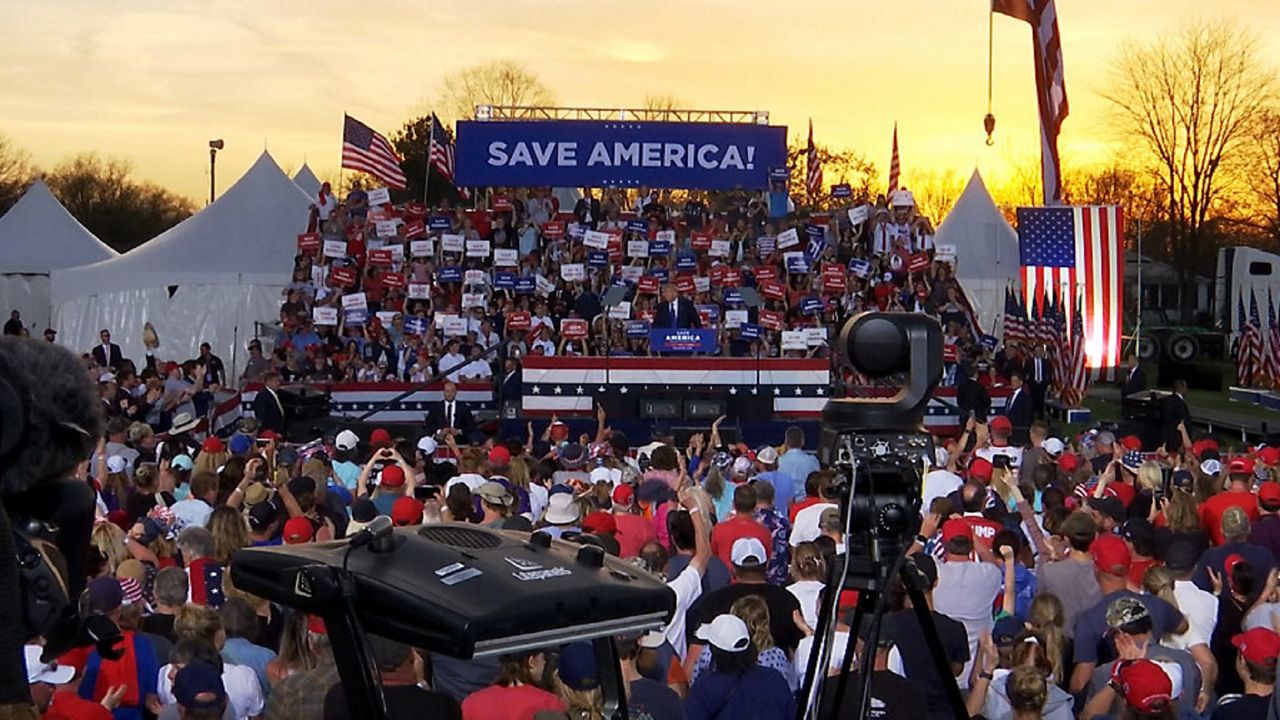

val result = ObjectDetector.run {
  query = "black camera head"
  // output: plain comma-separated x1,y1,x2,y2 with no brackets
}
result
825,312,943,432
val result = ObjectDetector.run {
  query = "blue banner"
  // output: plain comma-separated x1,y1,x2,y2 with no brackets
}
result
626,321,651,338
626,220,649,234
739,323,762,340
786,255,810,274
437,266,462,283
769,166,789,180
587,250,609,267
649,240,672,256
456,120,788,190
724,289,744,306
649,328,718,353
344,309,368,325
403,315,428,335
648,268,669,283
831,183,853,198
428,216,452,231
800,296,825,315
675,252,697,271
493,271,516,289
515,276,535,294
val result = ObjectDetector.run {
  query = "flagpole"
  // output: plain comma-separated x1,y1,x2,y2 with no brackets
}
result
424,114,434,206
984,5,996,145
1135,216,1143,360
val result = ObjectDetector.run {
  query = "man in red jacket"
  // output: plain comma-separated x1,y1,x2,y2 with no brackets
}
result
1200,457,1260,546
710,484,773,579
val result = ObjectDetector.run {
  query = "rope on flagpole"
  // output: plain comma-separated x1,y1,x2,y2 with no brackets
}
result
984,7,997,145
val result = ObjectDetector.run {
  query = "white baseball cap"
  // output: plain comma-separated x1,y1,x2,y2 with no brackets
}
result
730,537,767,567
1201,459,1222,476
1042,438,1065,456
934,446,950,468
695,614,752,653
25,646,74,685
590,466,614,486
756,446,779,465
335,429,360,452
106,455,127,474
416,436,438,456
731,456,754,477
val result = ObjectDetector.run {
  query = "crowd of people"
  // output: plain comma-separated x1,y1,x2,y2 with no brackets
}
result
18,357,1280,720
267,184,989,392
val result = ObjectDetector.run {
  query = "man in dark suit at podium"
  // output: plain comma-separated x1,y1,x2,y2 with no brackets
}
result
1161,379,1192,452
425,381,476,441
92,328,125,369
1121,352,1146,400
252,371,286,433
1024,345,1053,418
654,283,700,329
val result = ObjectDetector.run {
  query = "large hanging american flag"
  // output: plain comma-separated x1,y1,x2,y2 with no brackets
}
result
887,123,901,195
806,119,823,200
342,114,407,190
1017,206,1124,380
992,0,1069,205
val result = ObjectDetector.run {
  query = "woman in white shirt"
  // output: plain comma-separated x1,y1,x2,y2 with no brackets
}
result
786,542,828,628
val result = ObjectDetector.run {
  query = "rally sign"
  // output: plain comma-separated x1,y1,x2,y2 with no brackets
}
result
655,230,675,243
694,276,711,294
368,248,394,267
404,202,427,219
627,239,650,258
507,311,531,330
781,330,808,350
464,270,488,286
608,301,631,320
675,252,697,271
375,220,399,238
759,309,785,330
907,252,932,272
443,316,468,337
494,248,518,266
805,327,828,346
536,274,557,295
584,230,610,249
542,221,566,239
800,296,825,315
757,236,776,257
561,318,588,339
491,194,514,211
675,275,695,294
296,233,321,253
466,240,491,258
561,263,586,282
429,216,452,231
690,232,712,251
649,239,672,256
323,240,347,259
462,292,485,309
649,267,670,283
515,276,536,294
935,244,957,264
831,183,853,198
441,234,465,253
776,228,800,249
587,250,609,267
785,253,810,274
739,323,762,340
849,258,871,278
437,266,462,283
330,266,357,287
649,328,717,353
848,205,870,225
626,220,649,234
404,221,427,239
382,272,406,289
709,239,731,258
725,309,748,329
754,265,779,282
760,280,786,300
636,276,660,295
494,271,516,289
407,282,431,299
341,292,368,311
312,306,338,326
403,315,428,335
344,309,368,326
626,321,650,338
366,187,391,205
620,266,645,283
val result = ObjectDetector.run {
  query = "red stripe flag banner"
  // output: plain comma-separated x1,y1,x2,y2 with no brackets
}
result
887,123,901,195
805,119,823,200
1017,206,1124,380
342,114,407,190
1248,289,1267,387
992,0,1069,205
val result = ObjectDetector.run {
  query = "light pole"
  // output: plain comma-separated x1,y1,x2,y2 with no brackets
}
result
208,139,224,204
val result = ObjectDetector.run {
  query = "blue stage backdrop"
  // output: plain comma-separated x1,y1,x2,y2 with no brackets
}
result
455,120,788,190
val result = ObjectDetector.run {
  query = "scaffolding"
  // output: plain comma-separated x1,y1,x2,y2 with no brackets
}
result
474,105,770,125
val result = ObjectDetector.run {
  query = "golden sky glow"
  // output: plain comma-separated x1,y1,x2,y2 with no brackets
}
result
2,0,1277,203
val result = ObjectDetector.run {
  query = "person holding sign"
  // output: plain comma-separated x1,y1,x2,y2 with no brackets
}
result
655,283,701,329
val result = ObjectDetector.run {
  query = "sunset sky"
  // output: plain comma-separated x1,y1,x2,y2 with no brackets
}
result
2,0,1277,204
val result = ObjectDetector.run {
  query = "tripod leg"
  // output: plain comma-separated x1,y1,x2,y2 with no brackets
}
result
903,560,968,720
826,595,866,717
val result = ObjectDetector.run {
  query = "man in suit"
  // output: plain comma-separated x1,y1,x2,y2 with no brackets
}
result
499,357,522,410
956,361,991,423
92,328,124,369
1005,371,1034,430
1161,379,1192,452
252,371,286,433
654,283,701,330
1121,352,1147,399
1024,345,1053,418
424,381,475,441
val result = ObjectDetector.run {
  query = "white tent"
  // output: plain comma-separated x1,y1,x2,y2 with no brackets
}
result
293,163,323,197
52,151,312,374
0,180,118,333
933,170,1021,337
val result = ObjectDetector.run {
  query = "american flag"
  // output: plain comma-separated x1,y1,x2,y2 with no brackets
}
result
1248,290,1267,386
806,119,823,200
1017,206,1123,380
1235,292,1253,386
887,122,901,195
342,114,407,190
1064,293,1088,406
1003,286,1027,344
428,114,456,180
1269,288,1280,386
993,0,1069,204
186,558,226,609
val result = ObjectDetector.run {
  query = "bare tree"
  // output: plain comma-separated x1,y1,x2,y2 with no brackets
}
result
1103,21,1277,314
438,60,555,123
0,134,34,216
641,94,684,112
1247,110,1280,245
904,169,965,226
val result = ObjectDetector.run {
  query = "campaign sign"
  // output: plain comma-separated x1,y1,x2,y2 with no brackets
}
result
514,276,536,294
464,269,487,286
724,288,745,306
404,202,428,219
823,272,847,293
781,330,807,350
494,248,518,266
626,321,651,338
805,327,828,346
403,315,428,335
429,216,452,231
649,328,717,353
584,230,611,249
694,276,711,294
710,239,731,258
376,220,399,238
626,220,649,234
441,234,465,253
675,252,697,271
344,308,368,326
620,266,645,283
494,271,516,289
407,282,430,299
907,252,932,272
785,255,810,275
561,263,586,281
466,240,491,258
649,239,672,256
847,205,870,225
403,220,427,240
608,301,631,320
831,183,853,199
561,318,589,339
849,258,872,278
536,274,558,295
804,224,825,239
739,322,762,340
674,275,695,294
755,265,779,283
455,120,787,190
696,304,721,323
607,238,624,263
800,296,825,315
759,309,785,330
387,244,405,263
368,248,394,267
649,267,670,283
443,317,468,337
542,221,566,239
769,166,789,180
330,266,357,287
507,311,531,330
587,250,610,267
760,280,786,300
627,239,650,258
382,272,406,289
690,232,712,251
437,266,462,283
725,309,748,329
297,233,321,253
722,269,742,288
462,292,486,309
323,240,347,259
312,306,338,326
366,187,391,205
655,230,675,243
375,311,399,328
566,223,586,240
636,276,660,295
410,240,434,258
491,194,514,211
935,244,957,264
341,292,368,311
777,228,800,249
757,236,777,257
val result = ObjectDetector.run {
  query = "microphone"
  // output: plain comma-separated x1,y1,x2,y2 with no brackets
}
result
347,516,393,550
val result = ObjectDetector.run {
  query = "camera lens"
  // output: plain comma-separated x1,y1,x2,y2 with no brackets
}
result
847,316,906,377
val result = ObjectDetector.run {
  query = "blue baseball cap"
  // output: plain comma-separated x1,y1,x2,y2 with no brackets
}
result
173,662,227,712
558,642,600,691
228,434,253,456
171,454,194,471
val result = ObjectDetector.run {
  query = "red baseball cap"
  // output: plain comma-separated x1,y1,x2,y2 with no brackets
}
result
1260,482,1280,509
391,496,425,526
488,446,511,467
1120,435,1143,451
379,465,406,488
611,484,635,506
1057,453,1081,474
283,517,314,544
201,437,226,454
582,511,618,535
1260,447,1280,467
968,457,994,483
1091,533,1131,577
370,428,393,449
259,430,281,441
1192,439,1220,459
941,518,974,544
307,615,327,635
1230,457,1256,476
989,416,1012,433
1233,627,1280,666
1111,659,1181,714
550,421,569,442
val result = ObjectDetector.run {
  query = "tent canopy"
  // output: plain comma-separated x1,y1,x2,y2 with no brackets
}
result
293,163,323,198
933,170,1021,336
52,152,313,301
0,180,117,273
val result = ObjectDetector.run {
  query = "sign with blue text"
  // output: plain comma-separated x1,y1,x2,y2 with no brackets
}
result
456,120,788,190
